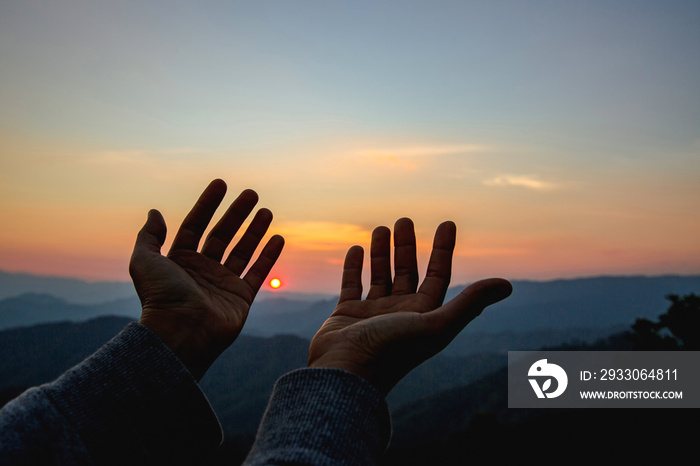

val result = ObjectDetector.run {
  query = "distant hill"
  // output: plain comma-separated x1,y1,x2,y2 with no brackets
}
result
0,293,141,330
450,275,700,333
246,275,700,336
440,325,627,356
245,275,700,354
0,269,333,305
1,272,698,356
0,292,625,356
0,316,137,390
244,297,338,339
0,270,136,304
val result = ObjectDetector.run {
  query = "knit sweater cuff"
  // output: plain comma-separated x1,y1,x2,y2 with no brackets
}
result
245,368,391,465
41,322,223,464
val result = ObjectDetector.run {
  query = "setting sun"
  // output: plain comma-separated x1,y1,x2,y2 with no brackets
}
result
269,278,282,289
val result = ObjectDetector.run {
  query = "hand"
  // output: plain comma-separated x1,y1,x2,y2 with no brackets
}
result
129,179,284,380
308,218,511,395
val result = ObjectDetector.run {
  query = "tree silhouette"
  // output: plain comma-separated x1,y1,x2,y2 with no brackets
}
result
628,293,700,350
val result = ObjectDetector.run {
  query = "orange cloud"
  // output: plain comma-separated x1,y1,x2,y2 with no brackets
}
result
275,222,371,251
352,144,494,172
483,175,558,191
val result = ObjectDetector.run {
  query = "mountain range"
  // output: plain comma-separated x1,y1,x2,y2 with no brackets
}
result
1,270,697,462
2,272,698,358
0,316,508,449
2,310,692,463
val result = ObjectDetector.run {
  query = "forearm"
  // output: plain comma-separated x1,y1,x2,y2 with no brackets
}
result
0,322,222,465
244,368,391,466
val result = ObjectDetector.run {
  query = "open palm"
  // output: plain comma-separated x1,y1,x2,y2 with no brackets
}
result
130,179,284,380
309,218,511,394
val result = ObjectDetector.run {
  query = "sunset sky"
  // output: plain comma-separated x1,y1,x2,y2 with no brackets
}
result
1,1,699,293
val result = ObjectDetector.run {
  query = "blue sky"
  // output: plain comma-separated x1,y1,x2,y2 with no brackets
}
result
1,0,699,292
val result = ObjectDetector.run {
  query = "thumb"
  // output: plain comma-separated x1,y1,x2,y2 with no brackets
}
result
130,209,167,269
426,278,512,338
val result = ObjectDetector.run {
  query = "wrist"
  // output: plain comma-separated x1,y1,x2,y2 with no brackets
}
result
138,315,213,381
308,354,380,393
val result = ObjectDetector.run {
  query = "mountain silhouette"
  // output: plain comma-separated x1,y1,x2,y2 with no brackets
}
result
2,288,696,464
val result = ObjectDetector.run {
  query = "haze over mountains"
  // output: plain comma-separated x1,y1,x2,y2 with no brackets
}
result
2,270,699,356
1,270,698,463
0,270,136,304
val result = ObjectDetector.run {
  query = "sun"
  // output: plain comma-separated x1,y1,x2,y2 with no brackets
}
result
269,278,282,289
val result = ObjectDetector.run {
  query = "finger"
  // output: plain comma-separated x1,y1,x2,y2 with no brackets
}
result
224,208,273,275
201,189,259,261
130,209,167,273
417,221,456,308
338,245,364,304
170,179,227,252
242,234,285,296
391,218,419,295
424,278,513,341
366,226,392,299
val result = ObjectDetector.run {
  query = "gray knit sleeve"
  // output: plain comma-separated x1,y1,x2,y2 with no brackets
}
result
244,368,391,466
0,322,223,465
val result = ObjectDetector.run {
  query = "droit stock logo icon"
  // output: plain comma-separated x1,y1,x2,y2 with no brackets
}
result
528,359,568,399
